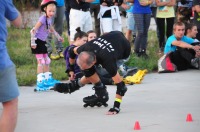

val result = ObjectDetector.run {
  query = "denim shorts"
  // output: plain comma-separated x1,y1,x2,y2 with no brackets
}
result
126,12,136,32
0,65,19,102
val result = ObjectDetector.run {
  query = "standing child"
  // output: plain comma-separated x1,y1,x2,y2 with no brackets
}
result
30,0,64,91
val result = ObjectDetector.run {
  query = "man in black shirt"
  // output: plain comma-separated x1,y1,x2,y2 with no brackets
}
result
53,31,131,115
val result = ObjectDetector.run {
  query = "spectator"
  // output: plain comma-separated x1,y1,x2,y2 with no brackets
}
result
46,0,65,60
87,30,97,41
125,1,137,45
185,23,199,41
150,0,160,41
64,27,88,80
176,0,193,23
192,0,200,40
156,0,176,53
164,22,200,71
98,0,124,34
69,0,94,44
0,0,22,131
65,0,71,36
90,0,101,37
132,0,152,58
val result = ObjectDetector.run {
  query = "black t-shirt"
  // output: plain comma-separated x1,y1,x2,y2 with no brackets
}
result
69,0,90,9
77,31,131,77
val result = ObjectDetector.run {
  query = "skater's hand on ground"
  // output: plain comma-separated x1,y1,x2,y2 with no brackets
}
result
106,111,118,115
106,107,120,115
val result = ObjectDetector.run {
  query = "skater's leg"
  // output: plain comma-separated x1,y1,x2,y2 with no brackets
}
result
107,72,127,115
83,81,109,107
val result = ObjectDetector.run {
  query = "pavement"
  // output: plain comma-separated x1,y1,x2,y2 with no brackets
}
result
1,17,199,132
0,70,199,132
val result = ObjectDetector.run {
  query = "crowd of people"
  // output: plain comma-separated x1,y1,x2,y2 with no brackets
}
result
1,0,200,131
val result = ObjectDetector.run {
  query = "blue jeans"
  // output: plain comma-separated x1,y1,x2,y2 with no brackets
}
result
133,13,151,52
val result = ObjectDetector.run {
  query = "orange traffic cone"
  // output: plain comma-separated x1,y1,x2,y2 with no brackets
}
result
133,121,141,130
186,113,193,122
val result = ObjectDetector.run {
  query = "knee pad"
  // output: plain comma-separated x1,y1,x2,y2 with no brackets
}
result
40,58,46,65
36,58,45,65
82,65,96,77
116,81,127,96
44,56,51,65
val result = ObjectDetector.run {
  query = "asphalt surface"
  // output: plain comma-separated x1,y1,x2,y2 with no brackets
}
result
1,17,199,132
1,70,199,132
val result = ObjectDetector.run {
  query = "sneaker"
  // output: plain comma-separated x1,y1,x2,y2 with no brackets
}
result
59,51,64,58
132,35,136,44
119,64,138,77
191,58,200,69
50,53,60,60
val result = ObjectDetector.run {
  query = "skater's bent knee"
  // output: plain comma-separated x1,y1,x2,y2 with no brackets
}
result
83,65,96,77
116,81,127,96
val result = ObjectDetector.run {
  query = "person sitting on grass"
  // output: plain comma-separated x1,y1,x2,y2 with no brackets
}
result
164,22,200,71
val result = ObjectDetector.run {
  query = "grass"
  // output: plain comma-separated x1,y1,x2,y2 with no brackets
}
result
7,27,160,86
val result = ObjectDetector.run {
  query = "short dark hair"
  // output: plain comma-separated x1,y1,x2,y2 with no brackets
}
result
74,27,88,41
185,23,197,35
87,30,95,35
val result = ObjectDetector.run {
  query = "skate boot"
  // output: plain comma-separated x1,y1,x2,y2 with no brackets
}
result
45,77,60,90
83,84,109,108
34,80,49,92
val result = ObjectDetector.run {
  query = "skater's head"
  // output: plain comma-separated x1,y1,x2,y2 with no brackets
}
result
87,30,97,42
41,0,57,30
173,22,185,40
77,51,96,70
185,23,198,39
74,27,88,46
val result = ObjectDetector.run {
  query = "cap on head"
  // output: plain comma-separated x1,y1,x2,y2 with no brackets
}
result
41,0,57,12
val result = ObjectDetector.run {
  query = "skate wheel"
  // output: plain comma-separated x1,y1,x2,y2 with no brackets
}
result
83,104,88,108
103,103,108,107
34,89,38,92
97,103,102,107
90,104,95,107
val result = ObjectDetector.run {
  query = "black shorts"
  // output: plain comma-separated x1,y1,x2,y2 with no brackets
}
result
31,38,47,54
